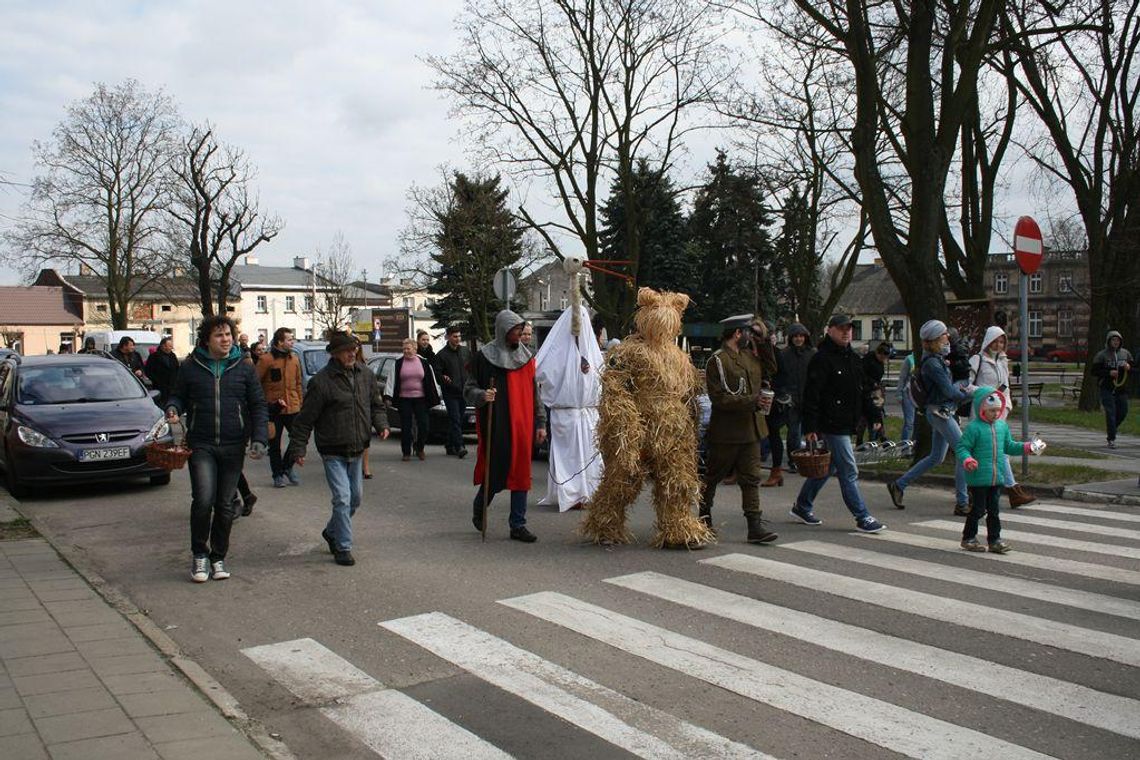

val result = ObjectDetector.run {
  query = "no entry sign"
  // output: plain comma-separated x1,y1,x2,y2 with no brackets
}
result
1014,216,1044,275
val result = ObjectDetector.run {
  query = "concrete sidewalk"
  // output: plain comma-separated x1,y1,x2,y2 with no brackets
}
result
0,518,270,759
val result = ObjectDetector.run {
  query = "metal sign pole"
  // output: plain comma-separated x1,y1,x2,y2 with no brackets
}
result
1020,272,1030,478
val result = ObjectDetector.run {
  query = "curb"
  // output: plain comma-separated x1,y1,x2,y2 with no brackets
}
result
2,492,298,760
857,469,1065,499
1062,487,1140,507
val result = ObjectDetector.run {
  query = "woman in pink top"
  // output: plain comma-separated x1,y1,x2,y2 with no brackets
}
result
388,338,441,460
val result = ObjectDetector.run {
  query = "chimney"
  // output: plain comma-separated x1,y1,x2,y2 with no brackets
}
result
294,256,310,271
244,255,259,266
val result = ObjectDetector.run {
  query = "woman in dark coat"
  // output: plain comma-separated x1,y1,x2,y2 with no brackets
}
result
145,336,180,407
387,338,441,461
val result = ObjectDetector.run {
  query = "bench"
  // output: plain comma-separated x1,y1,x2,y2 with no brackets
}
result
1060,382,1082,401
1009,382,1044,406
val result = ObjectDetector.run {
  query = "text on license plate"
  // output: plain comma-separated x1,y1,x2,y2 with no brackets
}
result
79,447,131,462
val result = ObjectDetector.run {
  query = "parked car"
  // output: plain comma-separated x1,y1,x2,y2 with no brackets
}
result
367,353,477,443
1046,347,1083,363
0,355,172,498
83,329,163,356
290,341,332,390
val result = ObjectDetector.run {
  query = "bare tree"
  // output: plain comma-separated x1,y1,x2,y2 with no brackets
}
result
429,0,730,330
168,125,282,317
313,231,356,338
1001,0,1140,408
3,80,180,328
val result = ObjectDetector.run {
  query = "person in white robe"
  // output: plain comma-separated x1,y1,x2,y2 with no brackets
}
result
536,305,604,511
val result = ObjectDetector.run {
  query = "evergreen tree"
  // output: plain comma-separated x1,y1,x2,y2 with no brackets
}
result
776,186,822,332
427,173,525,343
599,160,696,300
688,151,779,322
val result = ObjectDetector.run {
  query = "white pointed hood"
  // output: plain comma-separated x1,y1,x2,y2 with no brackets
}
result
536,305,603,408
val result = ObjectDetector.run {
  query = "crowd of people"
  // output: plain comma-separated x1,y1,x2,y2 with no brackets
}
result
134,298,1137,583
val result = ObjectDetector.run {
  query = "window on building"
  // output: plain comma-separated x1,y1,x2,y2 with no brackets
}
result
257,328,269,343
1029,272,1043,294
891,320,905,341
303,295,314,312
871,319,884,341
1058,309,1073,338
403,297,414,308
95,303,107,313
852,320,863,341
304,329,313,341
226,306,235,313
1058,271,1073,293
560,296,568,309
161,304,172,313
539,294,548,310
285,296,296,313
994,272,1008,295
1028,310,1043,338
256,295,267,313
163,327,173,338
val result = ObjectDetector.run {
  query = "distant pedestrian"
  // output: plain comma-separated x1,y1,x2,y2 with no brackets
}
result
250,341,266,364
355,343,374,480
466,310,547,542
887,320,972,514
1091,330,1132,448
387,338,440,461
790,315,885,533
416,330,435,362
145,336,179,407
112,337,146,380
287,333,390,567
856,342,889,444
520,322,534,347
238,333,251,361
957,387,1042,554
770,323,814,475
433,325,472,458
968,326,1035,507
257,328,303,488
897,352,916,442
79,336,98,354
166,316,268,583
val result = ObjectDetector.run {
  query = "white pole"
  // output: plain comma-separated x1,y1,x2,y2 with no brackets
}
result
1020,273,1030,478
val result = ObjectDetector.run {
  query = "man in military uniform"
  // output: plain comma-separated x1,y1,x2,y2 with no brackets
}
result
701,314,778,543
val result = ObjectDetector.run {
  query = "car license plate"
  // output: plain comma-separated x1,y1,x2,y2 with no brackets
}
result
79,447,131,462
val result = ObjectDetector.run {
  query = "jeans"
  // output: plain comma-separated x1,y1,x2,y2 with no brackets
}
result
899,394,916,442
963,485,1002,543
766,408,786,468
472,486,528,530
398,397,430,456
322,455,363,551
793,434,870,521
1101,389,1129,442
1002,454,1016,488
189,443,245,561
896,409,968,506
444,395,465,452
268,411,296,477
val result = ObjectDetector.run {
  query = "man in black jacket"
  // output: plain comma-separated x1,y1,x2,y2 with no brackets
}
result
166,316,269,583
434,325,472,457
112,337,146,381
145,336,179,407
790,314,885,533
287,332,390,566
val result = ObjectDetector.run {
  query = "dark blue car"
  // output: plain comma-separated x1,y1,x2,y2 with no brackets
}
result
0,354,172,498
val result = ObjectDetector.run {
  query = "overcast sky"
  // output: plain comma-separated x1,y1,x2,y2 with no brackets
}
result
0,0,470,285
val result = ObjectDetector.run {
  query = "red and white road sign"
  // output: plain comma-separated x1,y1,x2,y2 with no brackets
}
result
1013,216,1044,275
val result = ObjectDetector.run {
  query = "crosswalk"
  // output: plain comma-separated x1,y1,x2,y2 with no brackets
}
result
242,498,1140,759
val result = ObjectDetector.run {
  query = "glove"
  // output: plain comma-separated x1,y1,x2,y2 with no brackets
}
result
963,457,979,472
249,441,268,459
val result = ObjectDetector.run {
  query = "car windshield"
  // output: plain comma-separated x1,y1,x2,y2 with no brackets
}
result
17,363,145,405
303,350,330,376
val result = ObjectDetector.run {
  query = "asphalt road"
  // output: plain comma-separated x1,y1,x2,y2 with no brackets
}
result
13,437,1140,759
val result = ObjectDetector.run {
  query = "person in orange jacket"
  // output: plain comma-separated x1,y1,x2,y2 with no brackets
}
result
257,327,304,488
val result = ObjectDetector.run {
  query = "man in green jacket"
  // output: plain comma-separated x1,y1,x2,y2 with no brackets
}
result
287,333,390,566
701,314,777,543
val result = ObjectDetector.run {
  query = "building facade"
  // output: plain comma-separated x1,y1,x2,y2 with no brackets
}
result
833,263,915,353
982,249,1090,355
230,256,344,345
0,286,85,355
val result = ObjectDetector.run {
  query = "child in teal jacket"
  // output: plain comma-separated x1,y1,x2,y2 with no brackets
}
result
955,387,1044,553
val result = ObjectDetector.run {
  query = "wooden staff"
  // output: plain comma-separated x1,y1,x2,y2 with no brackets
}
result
481,377,496,543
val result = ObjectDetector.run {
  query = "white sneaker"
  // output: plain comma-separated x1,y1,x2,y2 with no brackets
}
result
191,556,209,583
210,560,230,580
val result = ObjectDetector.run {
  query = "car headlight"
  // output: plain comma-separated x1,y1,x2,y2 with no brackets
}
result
144,418,170,443
17,425,59,448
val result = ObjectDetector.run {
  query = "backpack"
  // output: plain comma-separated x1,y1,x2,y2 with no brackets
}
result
906,354,940,415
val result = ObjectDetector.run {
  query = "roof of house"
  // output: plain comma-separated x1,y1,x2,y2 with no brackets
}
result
33,269,217,300
833,264,906,316
231,264,336,290
0,286,84,325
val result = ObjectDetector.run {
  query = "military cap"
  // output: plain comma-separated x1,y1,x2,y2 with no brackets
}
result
719,313,754,330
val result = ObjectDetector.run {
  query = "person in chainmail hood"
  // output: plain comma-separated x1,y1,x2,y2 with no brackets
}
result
465,310,548,541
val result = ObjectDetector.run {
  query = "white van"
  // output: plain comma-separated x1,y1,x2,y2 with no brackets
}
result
83,330,164,355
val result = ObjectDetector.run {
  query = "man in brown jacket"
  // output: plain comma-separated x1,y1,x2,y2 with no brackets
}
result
257,328,304,488
701,314,778,543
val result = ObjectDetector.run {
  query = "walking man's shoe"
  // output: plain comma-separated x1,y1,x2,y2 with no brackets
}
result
210,560,230,580
988,540,1012,554
191,556,209,583
416,450,426,461
472,512,484,532
953,503,971,516
856,516,885,533
887,481,905,509
1006,485,1036,508
790,504,822,525
457,447,468,459
286,468,301,486
321,529,337,554
960,539,987,552
273,474,287,488
334,550,356,566
510,526,538,543
745,512,778,543
241,493,257,517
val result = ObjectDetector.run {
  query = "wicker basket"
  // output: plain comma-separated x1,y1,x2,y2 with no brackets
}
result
145,442,192,471
791,445,831,479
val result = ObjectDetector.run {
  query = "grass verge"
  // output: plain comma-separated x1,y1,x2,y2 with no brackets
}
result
1027,406,1139,437
861,461,1131,486
0,517,38,541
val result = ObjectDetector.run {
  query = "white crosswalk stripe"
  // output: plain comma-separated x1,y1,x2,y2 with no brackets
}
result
605,571,1140,740
915,519,1140,559
501,591,1055,760
702,553,1140,667
855,529,1140,585
778,540,1140,621
1001,513,1140,540
242,638,513,759
1027,502,1140,524
380,612,766,759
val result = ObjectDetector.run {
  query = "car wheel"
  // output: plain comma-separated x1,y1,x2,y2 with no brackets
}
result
150,473,171,486
3,447,28,499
